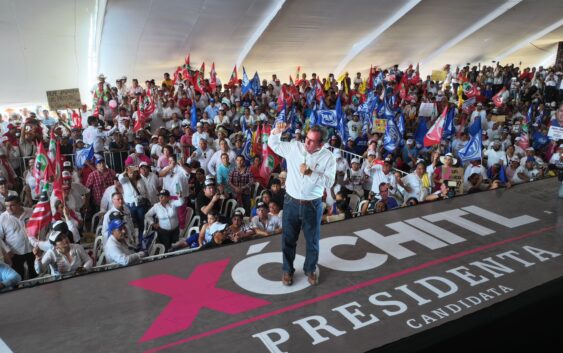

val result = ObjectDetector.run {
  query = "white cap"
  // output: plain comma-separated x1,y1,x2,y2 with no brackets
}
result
135,144,144,153
367,150,376,156
295,129,301,134
63,161,72,167
406,138,414,144
139,161,149,168
351,158,360,164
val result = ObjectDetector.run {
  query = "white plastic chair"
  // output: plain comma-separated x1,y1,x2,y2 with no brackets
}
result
348,194,361,215
90,211,105,234
149,243,166,256
233,207,246,216
221,199,237,218
356,200,369,217
93,235,104,263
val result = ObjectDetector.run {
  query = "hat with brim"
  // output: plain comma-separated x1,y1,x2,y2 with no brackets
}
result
439,153,458,165
108,219,125,235
158,189,170,197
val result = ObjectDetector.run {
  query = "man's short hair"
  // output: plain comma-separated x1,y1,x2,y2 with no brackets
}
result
111,192,122,199
5,195,20,203
308,125,328,143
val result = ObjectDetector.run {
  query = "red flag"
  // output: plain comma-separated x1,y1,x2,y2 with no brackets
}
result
134,91,155,132
315,78,325,100
26,198,52,238
518,132,529,150
424,106,448,147
71,110,82,129
228,65,238,86
252,124,262,157
492,87,506,107
199,62,205,78
209,62,217,92
193,70,205,94
463,82,478,98
182,68,191,82
185,54,190,68
277,86,287,112
295,66,301,84
259,125,278,180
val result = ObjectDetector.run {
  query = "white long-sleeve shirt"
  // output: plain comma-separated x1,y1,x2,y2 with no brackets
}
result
118,173,149,206
141,172,161,204
34,244,93,275
0,209,33,255
104,235,144,266
82,125,117,152
268,132,336,200
162,165,190,197
101,206,135,244
145,199,184,231
207,149,237,176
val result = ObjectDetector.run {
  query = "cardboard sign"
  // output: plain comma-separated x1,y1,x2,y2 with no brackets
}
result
431,70,447,82
547,126,563,140
418,102,435,117
491,115,506,123
373,118,387,133
46,88,82,110
448,167,465,195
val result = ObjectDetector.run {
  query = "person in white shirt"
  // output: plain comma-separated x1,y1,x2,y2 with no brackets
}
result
191,137,215,174
0,195,36,279
82,116,118,153
549,144,563,165
192,122,209,148
119,166,150,246
268,123,336,286
139,162,160,204
104,219,145,266
33,231,92,275
251,202,282,237
512,157,541,184
365,156,398,199
145,189,184,251
101,193,135,246
396,160,431,203
207,139,236,177
347,113,362,140
486,140,507,168
158,155,190,230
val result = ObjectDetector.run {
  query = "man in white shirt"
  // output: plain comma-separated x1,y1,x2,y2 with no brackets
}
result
139,162,160,204
251,201,282,236
0,195,36,279
207,138,236,177
268,123,336,286
191,137,215,174
82,116,118,153
347,112,362,140
145,189,184,251
158,155,190,229
101,192,135,246
104,219,145,266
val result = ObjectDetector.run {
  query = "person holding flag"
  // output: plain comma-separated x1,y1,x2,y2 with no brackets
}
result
268,122,336,286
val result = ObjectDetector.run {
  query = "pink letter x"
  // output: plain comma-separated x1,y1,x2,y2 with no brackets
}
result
130,259,270,342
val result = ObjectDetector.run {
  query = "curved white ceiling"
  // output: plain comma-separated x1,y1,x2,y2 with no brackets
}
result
1,0,562,108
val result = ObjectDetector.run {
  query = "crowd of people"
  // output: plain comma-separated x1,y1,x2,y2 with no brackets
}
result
1,59,563,292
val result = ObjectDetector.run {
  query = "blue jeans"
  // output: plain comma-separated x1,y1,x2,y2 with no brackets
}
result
282,194,323,274
127,203,147,248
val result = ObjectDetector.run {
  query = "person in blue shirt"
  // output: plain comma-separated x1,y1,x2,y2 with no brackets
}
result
550,102,563,128
204,98,219,120
42,109,58,128
0,261,21,291
401,138,418,168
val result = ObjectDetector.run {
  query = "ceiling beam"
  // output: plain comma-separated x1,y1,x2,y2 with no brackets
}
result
421,0,522,67
333,0,422,76
495,18,563,63
236,0,286,69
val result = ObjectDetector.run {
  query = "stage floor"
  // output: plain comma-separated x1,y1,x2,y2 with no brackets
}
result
1,179,562,353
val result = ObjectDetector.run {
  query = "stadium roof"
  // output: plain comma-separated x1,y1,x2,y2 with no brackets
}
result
1,0,562,107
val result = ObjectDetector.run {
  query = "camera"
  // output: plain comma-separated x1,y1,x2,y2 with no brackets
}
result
446,180,457,198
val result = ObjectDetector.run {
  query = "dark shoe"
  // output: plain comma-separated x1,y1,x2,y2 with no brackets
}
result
282,272,293,286
306,270,319,286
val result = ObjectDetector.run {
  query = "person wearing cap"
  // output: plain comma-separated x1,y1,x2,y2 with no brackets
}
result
224,210,255,243
50,171,89,221
0,195,36,279
200,222,233,249
104,219,146,266
125,144,152,167
100,176,122,213
431,152,458,192
33,229,92,276
251,202,282,237
101,192,135,245
365,155,398,200
486,139,506,168
145,189,184,251
548,144,563,165
470,102,487,127
149,135,166,160
512,157,541,184
520,147,543,166
119,166,150,245
344,157,365,197
347,112,362,140
214,107,230,128
192,122,209,148
3,123,18,147
139,161,160,204
269,122,336,286
158,154,190,229
195,177,222,219
85,157,116,209
292,129,303,143
62,161,81,185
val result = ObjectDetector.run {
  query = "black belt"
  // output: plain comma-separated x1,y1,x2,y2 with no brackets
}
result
287,194,320,205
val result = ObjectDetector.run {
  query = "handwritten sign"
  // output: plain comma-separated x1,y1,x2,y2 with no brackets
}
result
46,88,82,110
431,70,447,82
547,126,563,140
491,115,506,123
448,167,464,195
418,102,435,117
373,119,387,133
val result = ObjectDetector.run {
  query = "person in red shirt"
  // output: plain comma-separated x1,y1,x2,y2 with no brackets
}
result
85,158,116,211
250,156,268,189
3,124,18,146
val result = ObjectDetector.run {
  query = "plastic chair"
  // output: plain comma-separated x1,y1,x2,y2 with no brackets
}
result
90,211,105,234
221,199,237,218
355,200,369,217
150,243,166,256
348,194,361,215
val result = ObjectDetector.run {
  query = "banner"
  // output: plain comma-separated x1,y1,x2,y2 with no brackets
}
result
448,167,464,195
46,88,82,110
418,103,435,117
431,70,447,82
316,110,338,128
547,126,563,140
491,115,506,123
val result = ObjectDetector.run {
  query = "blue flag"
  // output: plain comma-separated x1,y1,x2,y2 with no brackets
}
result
275,103,287,124
309,103,317,126
442,106,456,140
75,145,94,169
306,87,315,106
383,94,396,120
414,116,429,146
241,129,253,163
336,95,348,141
241,67,251,95
241,112,248,133
190,103,197,130
316,110,338,127
383,118,401,152
251,71,262,95
526,103,534,124
458,116,482,163
397,112,406,139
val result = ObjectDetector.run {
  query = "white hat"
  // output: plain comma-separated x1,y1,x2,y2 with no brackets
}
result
510,156,520,162
295,129,301,134
135,144,144,153
526,147,534,151
406,138,414,144
48,231,62,243
333,149,342,157
351,158,360,164
367,150,376,156
97,74,106,80
440,152,458,165
63,161,72,167
139,161,149,168
559,144,563,148
209,222,227,234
